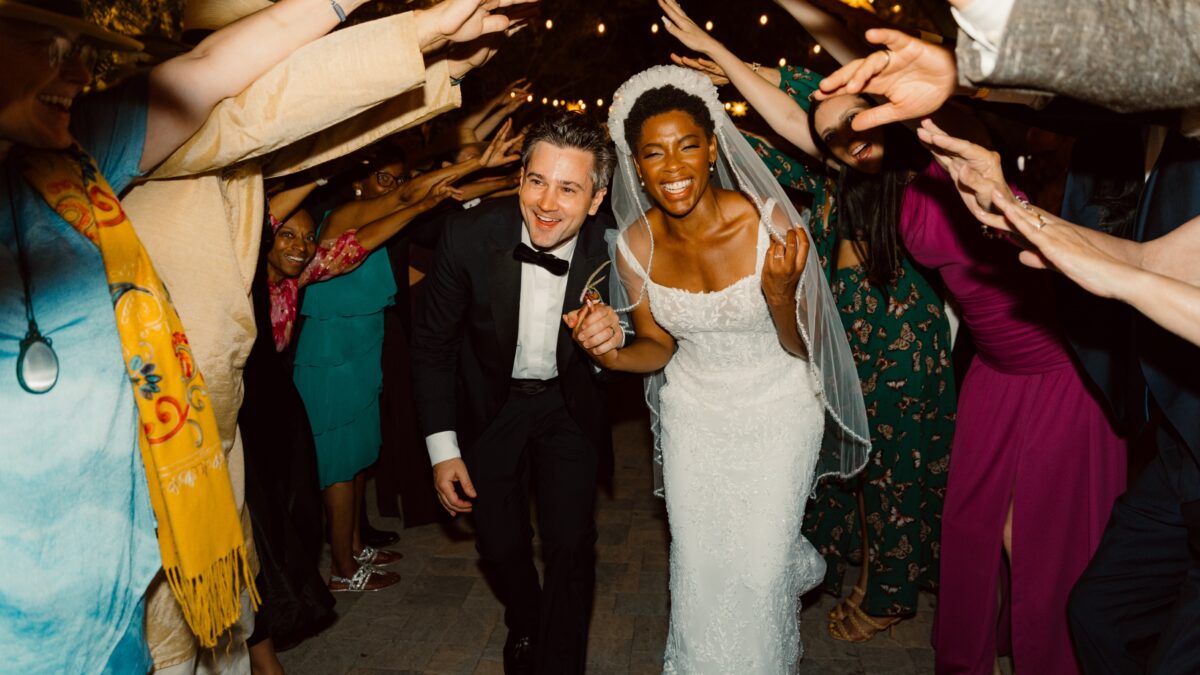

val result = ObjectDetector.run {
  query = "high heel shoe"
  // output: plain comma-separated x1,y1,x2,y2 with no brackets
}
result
828,584,866,621
827,604,902,643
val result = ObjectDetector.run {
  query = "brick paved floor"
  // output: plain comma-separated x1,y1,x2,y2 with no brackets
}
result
278,384,968,675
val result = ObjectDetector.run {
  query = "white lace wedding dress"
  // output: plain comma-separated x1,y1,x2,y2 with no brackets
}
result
620,209,827,674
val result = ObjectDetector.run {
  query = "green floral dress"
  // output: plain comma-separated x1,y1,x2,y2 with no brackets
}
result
745,66,957,617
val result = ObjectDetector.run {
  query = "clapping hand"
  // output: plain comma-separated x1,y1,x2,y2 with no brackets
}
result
762,225,810,306
814,28,957,131
565,302,624,368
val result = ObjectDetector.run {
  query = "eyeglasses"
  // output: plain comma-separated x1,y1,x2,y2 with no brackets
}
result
373,171,406,189
43,35,99,72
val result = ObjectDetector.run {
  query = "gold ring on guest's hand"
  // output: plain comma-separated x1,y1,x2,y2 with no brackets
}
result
878,50,892,71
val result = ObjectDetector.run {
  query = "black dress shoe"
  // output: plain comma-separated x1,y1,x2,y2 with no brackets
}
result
362,522,400,548
502,634,535,675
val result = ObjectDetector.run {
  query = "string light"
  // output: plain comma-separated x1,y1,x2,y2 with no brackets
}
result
778,57,787,67
596,98,604,107
597,22,605,34
812,45,821,54
651,23,659,34
544,18,553,29
704,20,713,31
580,101,587,110
759,14,768,25
724,102,732,110
541,97,549,104
552,99,560,107
892,3,902,12
729,101,748,117
526,94,534,102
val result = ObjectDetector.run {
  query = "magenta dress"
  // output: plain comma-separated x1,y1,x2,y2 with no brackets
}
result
901,162,1127,674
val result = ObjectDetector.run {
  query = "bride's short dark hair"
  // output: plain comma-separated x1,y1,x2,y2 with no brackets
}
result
624,85,715,152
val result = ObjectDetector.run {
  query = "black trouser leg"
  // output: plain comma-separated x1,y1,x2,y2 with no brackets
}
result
467,396,541,639
530,389,598,675
1069,423,1200,674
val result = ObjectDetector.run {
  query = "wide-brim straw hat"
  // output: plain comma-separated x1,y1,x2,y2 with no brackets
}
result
0,0,143,51
183,0,272,39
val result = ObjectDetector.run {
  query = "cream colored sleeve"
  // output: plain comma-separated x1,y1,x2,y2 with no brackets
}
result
264,58,461,179
148,12,426,179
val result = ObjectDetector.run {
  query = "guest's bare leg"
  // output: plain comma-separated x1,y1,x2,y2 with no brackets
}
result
352,471,366,553
324,480,357,578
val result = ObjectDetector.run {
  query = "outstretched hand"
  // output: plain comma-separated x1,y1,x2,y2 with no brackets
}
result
991,190,1130,300
762,225,809,305
431,0,538,47
565,302,624,367
658,0,723,57
815,28,957,131
670,53,729,86
916,118,1014,231
478,119,525,169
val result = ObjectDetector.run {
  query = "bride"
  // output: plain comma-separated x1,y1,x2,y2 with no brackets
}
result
567,64,870,673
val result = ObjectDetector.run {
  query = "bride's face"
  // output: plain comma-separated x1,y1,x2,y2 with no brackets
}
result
633,110,718,217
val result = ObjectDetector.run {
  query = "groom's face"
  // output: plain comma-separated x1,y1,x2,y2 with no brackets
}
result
519,141,608,251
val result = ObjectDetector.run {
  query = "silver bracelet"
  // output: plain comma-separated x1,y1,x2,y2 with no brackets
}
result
330,0,347,23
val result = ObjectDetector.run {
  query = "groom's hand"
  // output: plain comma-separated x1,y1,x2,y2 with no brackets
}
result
433,458,477,516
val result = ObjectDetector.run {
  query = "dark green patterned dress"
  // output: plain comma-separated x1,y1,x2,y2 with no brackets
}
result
745,66,956,617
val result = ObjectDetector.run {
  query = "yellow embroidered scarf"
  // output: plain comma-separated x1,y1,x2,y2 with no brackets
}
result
18,144,258,648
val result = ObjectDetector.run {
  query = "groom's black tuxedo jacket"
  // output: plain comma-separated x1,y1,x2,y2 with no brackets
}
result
411,196,616,455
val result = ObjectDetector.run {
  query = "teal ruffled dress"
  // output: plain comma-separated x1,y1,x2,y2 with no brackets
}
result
293,222,397,489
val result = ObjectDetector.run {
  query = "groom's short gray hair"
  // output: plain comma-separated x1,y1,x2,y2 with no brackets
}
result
521,111,616,192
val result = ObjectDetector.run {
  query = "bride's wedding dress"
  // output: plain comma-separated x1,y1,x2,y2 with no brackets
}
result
619,204,826,674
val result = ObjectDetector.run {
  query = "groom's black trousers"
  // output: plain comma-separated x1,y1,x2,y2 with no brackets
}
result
464,380,599,675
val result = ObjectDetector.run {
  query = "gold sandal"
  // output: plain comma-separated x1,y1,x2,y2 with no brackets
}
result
828,584,866,621
828,603,902,643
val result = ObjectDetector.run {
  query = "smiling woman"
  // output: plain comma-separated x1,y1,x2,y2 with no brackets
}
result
569,65,869,674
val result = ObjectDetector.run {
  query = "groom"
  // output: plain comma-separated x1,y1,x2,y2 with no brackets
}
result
411,111,621,675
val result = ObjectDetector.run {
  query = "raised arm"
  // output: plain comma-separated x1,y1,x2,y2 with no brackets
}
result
352,178,463,251
142,0,535,172
319,119,522,242
772,0,870,66
659,0,822,159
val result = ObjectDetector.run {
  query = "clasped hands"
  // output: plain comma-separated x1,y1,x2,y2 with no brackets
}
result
565,301,624,368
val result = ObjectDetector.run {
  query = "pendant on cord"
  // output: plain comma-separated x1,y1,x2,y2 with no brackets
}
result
17,321,58,394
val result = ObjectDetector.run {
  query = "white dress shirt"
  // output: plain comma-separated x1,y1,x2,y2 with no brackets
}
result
425,226,578,465
951,0,1016,78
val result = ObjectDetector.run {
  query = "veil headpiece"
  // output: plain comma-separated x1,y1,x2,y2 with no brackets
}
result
605,65,870,495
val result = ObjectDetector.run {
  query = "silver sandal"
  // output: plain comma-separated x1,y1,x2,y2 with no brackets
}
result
328,564,399,592
353,544,402,567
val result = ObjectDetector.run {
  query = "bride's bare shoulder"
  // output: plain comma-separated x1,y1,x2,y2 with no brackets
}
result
714,188,762,227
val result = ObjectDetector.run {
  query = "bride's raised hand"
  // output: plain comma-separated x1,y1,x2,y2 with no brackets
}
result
762,226,810,307
658,0,723,57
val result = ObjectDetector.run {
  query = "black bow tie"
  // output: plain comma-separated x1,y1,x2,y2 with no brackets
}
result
513,243,570,276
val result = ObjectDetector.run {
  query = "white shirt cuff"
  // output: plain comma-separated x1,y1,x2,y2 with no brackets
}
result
426,430,462,465
951,0,1015,77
